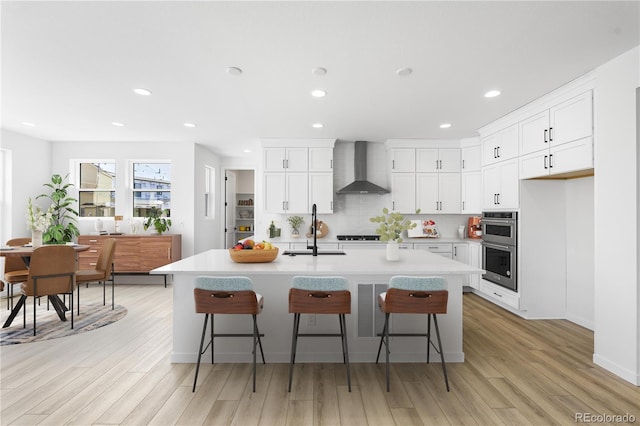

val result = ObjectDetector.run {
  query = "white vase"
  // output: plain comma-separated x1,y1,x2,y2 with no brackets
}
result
386,241,400,261
31,230,43,248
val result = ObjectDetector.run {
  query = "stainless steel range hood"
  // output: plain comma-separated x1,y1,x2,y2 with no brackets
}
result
336,141,389,195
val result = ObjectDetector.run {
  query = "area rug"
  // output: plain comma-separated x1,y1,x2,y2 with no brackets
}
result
0,303,127,345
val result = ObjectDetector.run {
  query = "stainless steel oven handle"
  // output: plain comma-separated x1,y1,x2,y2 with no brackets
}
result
482,242,512,250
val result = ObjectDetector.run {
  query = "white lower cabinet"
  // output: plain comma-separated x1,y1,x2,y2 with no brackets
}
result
466,242,481,289
413,243,453,259
479,279,520,309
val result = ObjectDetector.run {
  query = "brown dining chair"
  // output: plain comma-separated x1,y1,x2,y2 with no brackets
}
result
376,276,449,392
75,238,116,310
3,245,77,336
2,238,31,310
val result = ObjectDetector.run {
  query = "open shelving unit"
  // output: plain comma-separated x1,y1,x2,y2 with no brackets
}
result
235,192,254,241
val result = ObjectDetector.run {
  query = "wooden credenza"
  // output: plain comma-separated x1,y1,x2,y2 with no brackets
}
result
77,234,182,273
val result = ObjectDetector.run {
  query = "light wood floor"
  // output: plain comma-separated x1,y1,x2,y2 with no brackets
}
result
1,284,638,425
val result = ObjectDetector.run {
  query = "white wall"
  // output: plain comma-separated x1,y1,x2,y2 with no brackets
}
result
193,143,223,254
593,46,639,385
565,176,594,329
0,129,52,241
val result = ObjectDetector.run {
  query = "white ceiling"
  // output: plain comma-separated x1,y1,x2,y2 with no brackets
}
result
2,1,638,158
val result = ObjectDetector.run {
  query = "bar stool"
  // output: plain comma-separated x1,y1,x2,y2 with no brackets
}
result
375,276,449,392
192,276,265,393
288,275,351,392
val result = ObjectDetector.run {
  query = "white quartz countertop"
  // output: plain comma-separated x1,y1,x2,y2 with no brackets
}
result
152,248,484,276
267,237,483,244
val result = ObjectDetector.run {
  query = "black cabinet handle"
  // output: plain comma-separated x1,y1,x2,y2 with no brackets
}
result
549,154,553,168
544,155,548,169
544,129,548,143
549,127,553,142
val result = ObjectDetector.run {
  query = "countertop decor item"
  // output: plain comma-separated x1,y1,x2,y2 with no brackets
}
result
228,247,279,263
143,206,172,235
369,208,418,243
36,174,79,244
286,215,304,238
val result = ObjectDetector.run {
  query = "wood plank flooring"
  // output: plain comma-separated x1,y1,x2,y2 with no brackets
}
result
1,284,638,425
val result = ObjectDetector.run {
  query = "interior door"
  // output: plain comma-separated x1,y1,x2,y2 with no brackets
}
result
225,170,237,248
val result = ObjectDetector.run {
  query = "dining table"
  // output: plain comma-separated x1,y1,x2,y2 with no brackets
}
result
1,243,90,327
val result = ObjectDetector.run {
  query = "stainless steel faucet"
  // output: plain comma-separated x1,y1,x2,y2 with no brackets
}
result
306,203,318,256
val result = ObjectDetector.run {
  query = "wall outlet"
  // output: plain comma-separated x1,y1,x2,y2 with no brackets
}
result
307,314,316,326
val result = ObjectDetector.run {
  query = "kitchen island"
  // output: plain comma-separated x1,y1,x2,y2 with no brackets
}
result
152,249,482,364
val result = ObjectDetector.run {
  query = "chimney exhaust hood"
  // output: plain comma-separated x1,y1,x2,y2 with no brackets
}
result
336,141,389,195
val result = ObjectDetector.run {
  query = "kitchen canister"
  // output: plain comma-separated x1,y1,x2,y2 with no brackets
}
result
458,226,466,239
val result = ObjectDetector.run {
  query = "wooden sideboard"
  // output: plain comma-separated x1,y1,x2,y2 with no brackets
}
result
77,234,182,273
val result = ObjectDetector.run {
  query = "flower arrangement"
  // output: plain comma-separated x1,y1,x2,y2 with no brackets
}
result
369,207,419,243
26,198,53,232
286,215,305,233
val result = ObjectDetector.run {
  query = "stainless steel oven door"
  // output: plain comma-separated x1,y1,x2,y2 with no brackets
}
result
482,241,517,292
482,218,517,246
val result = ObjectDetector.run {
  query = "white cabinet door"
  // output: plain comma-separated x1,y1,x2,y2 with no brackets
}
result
550,91,593,146
519,150,550,180
416,149,439,173
461,171,482,214
549,137,593,175
467,242,481,289
461,145,481,171
481,164,499,209
416,173,438,213
309,147,333,172
481,133,499,166
309,172,333,214
390,149,416,172
498,159,519,209
264,148,286,172
481,124,518,166
439,173,461,213
285,172,309,213
439,148,461,173
391,173,416,213
520,110,550,156
285,148,309,172
264,173,286,213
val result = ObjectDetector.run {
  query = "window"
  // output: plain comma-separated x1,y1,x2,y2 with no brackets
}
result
78,162,116,217
205,165,215,219
133,162,171,217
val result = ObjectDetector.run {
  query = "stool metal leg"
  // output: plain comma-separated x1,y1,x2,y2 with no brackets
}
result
375,314,389,364
432,314,450,391
288,313,301,392
254,314,266,364
340,314,352,392
427,313,432,363
192,314,209,392
384,313,391,392
252,314,258,392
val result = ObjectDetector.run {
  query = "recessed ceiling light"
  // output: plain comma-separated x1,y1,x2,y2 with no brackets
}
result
133,88,152,96
311,90,326,98
312,67,327,76
243,149,252,153
183,122,197,128
21,122,35,127
440,123,452,129
484,90,501,98
112,122,125,127
396,67,413,76
226,66,243,75
312,123,324,129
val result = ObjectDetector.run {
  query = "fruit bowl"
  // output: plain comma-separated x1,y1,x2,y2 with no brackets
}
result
228,247,279,263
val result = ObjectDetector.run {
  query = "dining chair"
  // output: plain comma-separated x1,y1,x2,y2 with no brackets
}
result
376,276,449,392
3,245,77,336
2,238,31,310
75,238,116,310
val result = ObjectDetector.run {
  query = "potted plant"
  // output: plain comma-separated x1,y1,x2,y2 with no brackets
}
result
26,198,54,247
143,206,172,235
37,173,80,244
286,215,305,238
370,207,419,261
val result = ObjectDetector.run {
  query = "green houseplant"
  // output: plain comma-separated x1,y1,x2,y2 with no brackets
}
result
369,207,418,243
37,174,80,244
143,206,172,234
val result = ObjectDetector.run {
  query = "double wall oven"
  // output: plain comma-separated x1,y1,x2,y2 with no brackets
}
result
481,211,517,292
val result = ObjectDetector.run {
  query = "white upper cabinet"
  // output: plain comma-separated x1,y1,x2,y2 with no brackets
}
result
416,148,461,173
391,173,416,213
520,90,593,157
309,147,333,172
481,124,519,166
309,172,333,214
461,171,482,214
461,144,481,171
482,158,519,210
264,147,308,172
390,148,416,172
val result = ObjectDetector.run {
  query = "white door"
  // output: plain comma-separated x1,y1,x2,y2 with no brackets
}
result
225,170,237,248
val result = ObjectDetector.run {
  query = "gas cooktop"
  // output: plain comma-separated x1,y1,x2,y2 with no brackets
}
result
336,235,380,241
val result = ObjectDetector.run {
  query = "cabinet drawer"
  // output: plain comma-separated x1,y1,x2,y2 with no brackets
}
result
479,279,519,309
414,243,452,253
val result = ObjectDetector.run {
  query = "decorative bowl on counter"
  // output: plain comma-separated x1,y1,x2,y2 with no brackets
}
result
228,247,279,263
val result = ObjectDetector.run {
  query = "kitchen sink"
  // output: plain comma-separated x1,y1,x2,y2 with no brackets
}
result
282,250,346,256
